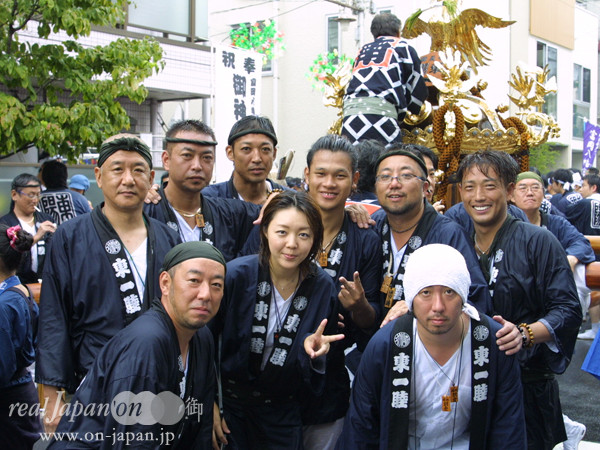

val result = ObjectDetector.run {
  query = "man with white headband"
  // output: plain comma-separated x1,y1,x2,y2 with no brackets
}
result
337,244,525,449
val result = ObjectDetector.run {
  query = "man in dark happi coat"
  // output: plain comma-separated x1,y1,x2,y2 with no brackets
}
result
370,146,496,329
201,115,287,205
341,13,428,144
458,150,582,449
144,120,261,262
49,242,225,449
36,135,179,432
338,244,525,449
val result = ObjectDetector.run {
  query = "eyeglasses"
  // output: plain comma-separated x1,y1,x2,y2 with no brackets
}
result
375,173,426,184
17,190,41,199
516,184,542,194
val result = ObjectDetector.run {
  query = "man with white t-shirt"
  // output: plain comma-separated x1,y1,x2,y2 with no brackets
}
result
36,134,179,433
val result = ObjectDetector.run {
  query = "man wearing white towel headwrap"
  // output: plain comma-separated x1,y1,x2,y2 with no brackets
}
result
337,244,526,449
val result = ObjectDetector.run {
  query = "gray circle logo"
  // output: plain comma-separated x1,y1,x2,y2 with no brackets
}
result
394,331,411,348
257,281,271,297
105,239,121,255
473,325,489,341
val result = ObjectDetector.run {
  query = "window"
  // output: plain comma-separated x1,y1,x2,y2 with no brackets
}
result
327,16,340,60
126,0,208,42
536,41,557,119
573,64,591,139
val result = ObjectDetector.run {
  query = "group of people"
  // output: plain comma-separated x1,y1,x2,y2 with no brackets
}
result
0,10,593,450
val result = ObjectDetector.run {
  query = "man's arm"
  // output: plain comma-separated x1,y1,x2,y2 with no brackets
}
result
36,229,77,431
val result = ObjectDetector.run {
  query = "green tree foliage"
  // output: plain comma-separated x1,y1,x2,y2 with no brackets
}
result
529,142,560,173
0,0,164,160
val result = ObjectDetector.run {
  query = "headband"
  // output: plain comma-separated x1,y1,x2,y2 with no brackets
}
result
98,137,153,169
161,241,226,274
228,128,278,146
375,149,428,177
404,244,480,321
516,171,543,184
165,137,218,147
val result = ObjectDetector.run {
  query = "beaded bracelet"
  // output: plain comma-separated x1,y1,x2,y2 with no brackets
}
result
519,323,534,348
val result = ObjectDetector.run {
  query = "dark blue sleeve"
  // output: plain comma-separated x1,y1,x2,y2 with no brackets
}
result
36,227,77,391
549,215,595,263
444,202,474,235
530,229,582,373
336,325,391,450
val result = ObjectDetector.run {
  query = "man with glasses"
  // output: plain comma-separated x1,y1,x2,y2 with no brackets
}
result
0,173,56,283
371,146,509,349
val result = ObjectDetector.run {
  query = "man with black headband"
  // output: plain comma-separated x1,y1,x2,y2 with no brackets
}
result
373,144,496,333
201,115,287,205
36,133,179,433
338,244,526,449
49,242,225,448
144,120,262,261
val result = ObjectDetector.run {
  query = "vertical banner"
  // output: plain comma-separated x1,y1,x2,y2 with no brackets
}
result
583,121,600,173
213,45,262,182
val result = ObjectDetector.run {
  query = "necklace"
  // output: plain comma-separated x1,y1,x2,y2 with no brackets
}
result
272,274,300,339
419,318,465,411
318,229,341,267
17,215,35,225
174,206,205,227
390,221,418,234
474,235,490,255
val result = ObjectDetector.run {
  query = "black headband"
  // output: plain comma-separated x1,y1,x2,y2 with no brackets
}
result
375,150,428,177
165,137,218,147
227,129,278,146
98,137,153,169
161,241,226,274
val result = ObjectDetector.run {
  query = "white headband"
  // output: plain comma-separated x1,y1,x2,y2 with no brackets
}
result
404,244,480,321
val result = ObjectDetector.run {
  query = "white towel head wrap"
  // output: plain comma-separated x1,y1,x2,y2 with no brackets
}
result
404,244,480,320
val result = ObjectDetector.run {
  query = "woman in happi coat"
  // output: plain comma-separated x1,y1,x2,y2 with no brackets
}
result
211,191,343,449
0,225,43,448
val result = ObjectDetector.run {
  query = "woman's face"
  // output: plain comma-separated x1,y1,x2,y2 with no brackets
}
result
265,207,314,273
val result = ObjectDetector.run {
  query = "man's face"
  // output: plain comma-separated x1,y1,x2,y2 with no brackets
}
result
581,180,597,198
412,285,464,337
162,130,215,193
512,179,544,213
95,150,154,212
459,166,512,230
227,133,277,184
11,183,41,216
375,155,428,216
304,150,358,213
422,155,436,202
161,258,225,330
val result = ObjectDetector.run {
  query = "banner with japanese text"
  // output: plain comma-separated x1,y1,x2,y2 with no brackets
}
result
212,45,262,182
583,121,600,173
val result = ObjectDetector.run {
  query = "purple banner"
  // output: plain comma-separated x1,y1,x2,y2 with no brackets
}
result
583,121,600,172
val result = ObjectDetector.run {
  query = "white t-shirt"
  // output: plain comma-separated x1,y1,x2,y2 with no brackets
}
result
409,321,472,449
261,286,295,370
171,207,201,242
125,238,147,300
19,220,38,273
